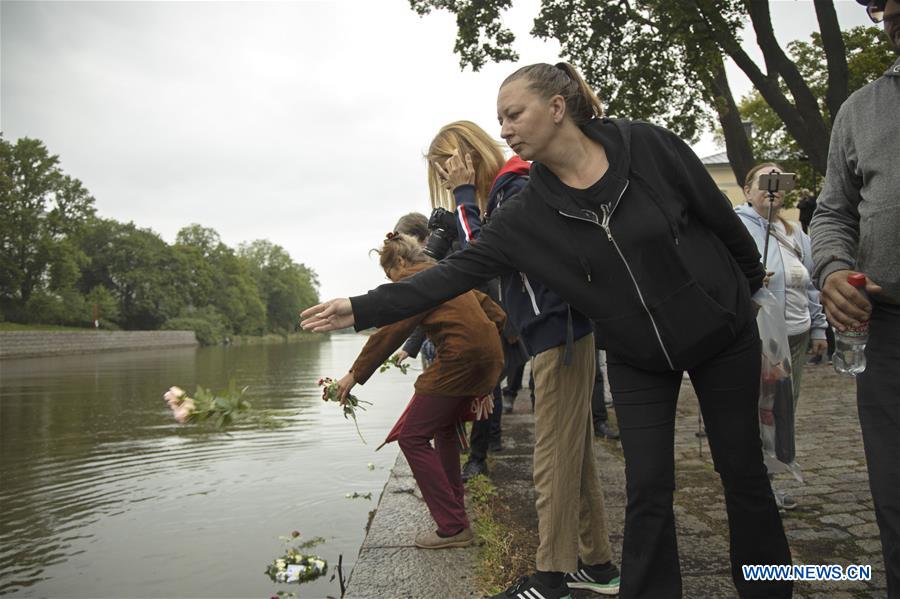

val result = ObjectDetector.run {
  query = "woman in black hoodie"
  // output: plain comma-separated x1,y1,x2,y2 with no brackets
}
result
302,63,791,599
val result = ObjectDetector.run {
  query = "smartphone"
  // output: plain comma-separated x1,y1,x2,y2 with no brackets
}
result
757,171,796,193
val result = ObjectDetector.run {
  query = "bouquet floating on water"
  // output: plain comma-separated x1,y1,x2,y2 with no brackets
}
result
318,377,371,443
163,381,257,428
265,531,327,584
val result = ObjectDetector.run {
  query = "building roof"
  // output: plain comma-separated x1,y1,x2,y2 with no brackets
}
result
700,151,730,165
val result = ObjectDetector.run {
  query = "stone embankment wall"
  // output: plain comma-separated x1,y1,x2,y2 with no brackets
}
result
0,331,198,360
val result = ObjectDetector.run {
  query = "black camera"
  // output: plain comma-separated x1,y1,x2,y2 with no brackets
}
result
423,207,459,260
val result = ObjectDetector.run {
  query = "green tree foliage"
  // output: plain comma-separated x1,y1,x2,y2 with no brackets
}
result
409,0,519,70
173,224,267,335
2,136,317,338
0,135,95,321
732,26,894,195
76,219,187,330
162,306,229,346
238,240,319,333
85,285,120,325
409,0,874,183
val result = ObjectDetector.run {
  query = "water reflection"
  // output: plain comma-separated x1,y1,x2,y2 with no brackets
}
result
0,336,415,597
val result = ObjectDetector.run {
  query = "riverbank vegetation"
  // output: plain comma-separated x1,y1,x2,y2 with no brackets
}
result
466,473,530,596
1,136,319,344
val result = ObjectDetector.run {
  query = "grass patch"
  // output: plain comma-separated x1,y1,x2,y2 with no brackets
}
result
466,474,510,596
466,472,540,596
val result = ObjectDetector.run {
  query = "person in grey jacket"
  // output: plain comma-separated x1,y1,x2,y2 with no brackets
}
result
810,0,900,593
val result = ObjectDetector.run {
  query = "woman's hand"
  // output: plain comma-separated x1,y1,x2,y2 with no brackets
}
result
336,372,356,403
392,350,409,365
433,150,475,191
810,339,828,357
473,395,494,420
300,298,355,332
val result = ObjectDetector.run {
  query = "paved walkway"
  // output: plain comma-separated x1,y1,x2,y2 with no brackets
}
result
346,360,886,598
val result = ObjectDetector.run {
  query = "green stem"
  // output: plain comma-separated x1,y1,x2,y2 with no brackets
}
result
350,413,367,444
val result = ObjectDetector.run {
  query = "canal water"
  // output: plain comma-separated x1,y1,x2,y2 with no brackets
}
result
0,335,416,598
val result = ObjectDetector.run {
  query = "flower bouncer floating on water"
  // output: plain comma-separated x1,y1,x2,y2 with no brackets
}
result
265,530,328,585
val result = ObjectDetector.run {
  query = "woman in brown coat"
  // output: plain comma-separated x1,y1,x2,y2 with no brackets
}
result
334,232,505,549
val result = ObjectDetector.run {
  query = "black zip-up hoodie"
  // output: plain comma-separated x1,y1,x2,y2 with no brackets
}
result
351,119,764,372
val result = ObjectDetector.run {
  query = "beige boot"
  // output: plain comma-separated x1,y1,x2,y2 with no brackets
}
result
414,527,474,549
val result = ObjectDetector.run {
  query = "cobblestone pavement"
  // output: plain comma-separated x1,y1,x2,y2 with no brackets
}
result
585,359,886,598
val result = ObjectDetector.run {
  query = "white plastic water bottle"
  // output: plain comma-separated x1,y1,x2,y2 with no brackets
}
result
833,273,869,376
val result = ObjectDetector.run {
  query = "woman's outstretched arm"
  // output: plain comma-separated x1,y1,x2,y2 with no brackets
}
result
301,212,516,333
301,298,356,333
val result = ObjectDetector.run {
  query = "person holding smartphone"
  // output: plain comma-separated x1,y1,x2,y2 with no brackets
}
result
736,162,828,511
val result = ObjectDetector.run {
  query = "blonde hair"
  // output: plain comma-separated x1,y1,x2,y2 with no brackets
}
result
372,233,431,275
744,162,794,235
426,121,506,214
501,62,604,127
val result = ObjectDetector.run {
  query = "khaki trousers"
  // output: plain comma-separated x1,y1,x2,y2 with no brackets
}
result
532,333,613,571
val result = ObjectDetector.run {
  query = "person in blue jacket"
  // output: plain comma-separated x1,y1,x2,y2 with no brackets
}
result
736,163,828,512
302,62,791,599
427,120,621,596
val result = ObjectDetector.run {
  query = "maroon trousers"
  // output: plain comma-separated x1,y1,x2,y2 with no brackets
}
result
397,393,471,536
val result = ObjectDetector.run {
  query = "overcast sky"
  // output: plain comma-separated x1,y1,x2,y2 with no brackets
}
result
1,1,873,301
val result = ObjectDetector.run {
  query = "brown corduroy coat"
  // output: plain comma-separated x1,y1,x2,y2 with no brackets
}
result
349,262,506,397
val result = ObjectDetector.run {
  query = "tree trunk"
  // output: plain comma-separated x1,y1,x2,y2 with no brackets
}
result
707,57,755,187
744,0,830,172
814,0,849,121
693,4,829,174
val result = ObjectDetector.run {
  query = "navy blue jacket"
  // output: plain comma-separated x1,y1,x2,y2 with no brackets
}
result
452,157,592,357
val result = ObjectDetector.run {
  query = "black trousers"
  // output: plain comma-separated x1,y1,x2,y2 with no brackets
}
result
856,306,900,596
469,385,502,461
504,362,525,394
608,322,792,598
591,349,609,427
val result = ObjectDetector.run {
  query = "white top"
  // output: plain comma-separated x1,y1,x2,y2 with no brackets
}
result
773,221,812,336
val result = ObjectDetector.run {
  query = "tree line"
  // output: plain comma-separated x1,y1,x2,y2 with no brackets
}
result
0,135,319,344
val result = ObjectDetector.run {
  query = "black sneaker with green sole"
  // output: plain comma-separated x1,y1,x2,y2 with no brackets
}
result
490,574,572,599
564,560,620,595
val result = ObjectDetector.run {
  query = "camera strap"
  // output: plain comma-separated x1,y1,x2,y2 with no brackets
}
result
769,224,803,262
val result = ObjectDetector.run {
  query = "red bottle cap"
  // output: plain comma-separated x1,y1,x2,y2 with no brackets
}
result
847,273,867,288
